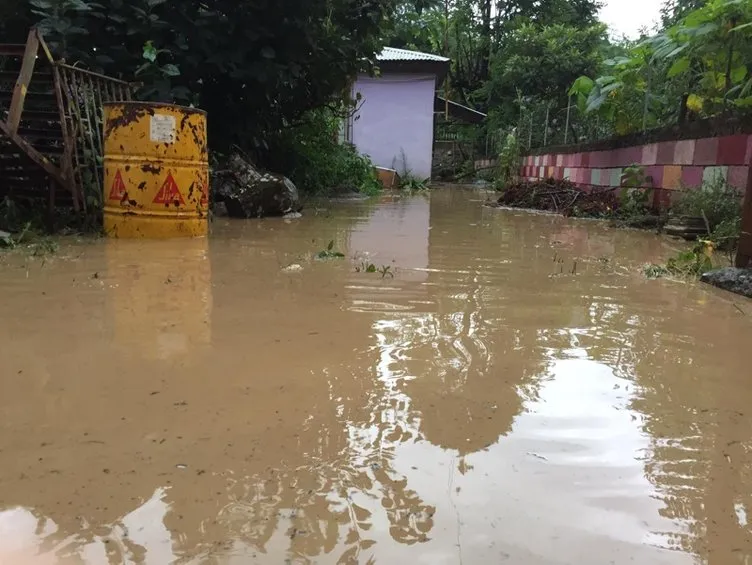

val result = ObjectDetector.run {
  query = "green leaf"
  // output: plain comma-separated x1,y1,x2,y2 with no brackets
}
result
730,66,747,84
586,92,608,113
161,63,180,77
142,40,157,62
327,240,334,251
730,22,752,33
667,57,690,78
568,75,594,96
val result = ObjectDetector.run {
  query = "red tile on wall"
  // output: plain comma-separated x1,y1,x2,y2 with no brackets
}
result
591,151,609,168
645,166,664,189
580,153,590,168
616,146,642,167
728,166,749,190
656,141,676,165
718,135,748,165
681,166,704,188
693,137,719,165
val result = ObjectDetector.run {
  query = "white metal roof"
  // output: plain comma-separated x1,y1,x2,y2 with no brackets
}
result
376,47,449,63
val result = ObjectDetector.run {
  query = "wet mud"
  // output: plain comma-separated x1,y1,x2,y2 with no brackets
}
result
0,187,751,564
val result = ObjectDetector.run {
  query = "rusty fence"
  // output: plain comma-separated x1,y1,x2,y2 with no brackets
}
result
0,28,136,222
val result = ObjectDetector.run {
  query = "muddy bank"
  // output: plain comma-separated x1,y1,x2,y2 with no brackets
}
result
0,187,751,564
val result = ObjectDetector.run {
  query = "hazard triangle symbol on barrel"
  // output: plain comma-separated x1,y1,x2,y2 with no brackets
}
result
108,170,126,201
153,172,185,205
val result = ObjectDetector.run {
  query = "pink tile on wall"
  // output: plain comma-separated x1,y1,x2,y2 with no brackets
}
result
645,166,664,189
663,165,682,189
727,166,748,190
554,167,564,180
674,140,695,165
680,166,704,188
718,135,748,165
657,141,676,165
693,137,719,165
556,154,564,167
642,144,658,165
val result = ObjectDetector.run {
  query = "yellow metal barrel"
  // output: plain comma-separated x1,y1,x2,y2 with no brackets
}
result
102,102,209,238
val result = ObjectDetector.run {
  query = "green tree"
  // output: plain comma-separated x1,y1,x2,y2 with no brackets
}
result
15,0,394,158
483,23,606,132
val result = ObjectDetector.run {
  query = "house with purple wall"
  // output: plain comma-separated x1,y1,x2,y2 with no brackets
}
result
348,47,449,180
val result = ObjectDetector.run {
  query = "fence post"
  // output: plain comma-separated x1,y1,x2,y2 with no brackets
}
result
643,64,651,132
736,161,752,268
528,113,533,149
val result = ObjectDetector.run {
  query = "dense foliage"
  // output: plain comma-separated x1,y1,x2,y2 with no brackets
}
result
264,108,381,196
2,0,392,157
571,0,752,137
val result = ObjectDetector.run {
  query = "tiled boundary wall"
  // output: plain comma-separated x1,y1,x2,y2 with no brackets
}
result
519,134,752,205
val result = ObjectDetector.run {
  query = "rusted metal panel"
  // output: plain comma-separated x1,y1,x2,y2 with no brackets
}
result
1,28,137,218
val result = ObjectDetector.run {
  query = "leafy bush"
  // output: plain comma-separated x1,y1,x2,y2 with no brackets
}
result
393,148,429,191
10,0,392,153
399,173,429,191
265,108,381,196
494,130,520,191
672,176,742,247
644,240,715,279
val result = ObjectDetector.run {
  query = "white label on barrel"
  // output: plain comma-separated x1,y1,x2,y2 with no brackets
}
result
150,114,176,143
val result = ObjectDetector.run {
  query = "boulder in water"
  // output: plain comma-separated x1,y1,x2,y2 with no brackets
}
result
700,267,752,298
214,153,302,218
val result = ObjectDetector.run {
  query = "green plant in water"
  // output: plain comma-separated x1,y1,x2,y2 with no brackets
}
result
355,261,394,278
494,129,520,191
317,240,345,259
0,221,58,256
644,239,715,279
355,261,377,273
399,174,429,191
378,265,394,278
394,148,429,191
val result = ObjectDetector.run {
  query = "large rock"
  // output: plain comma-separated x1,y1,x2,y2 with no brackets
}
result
700,267,752,299
213,153,302,218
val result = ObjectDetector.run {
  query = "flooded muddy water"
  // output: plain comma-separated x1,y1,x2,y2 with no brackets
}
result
1,187,751,564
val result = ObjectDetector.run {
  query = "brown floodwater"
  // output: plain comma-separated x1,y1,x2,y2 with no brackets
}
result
0,186,751,565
